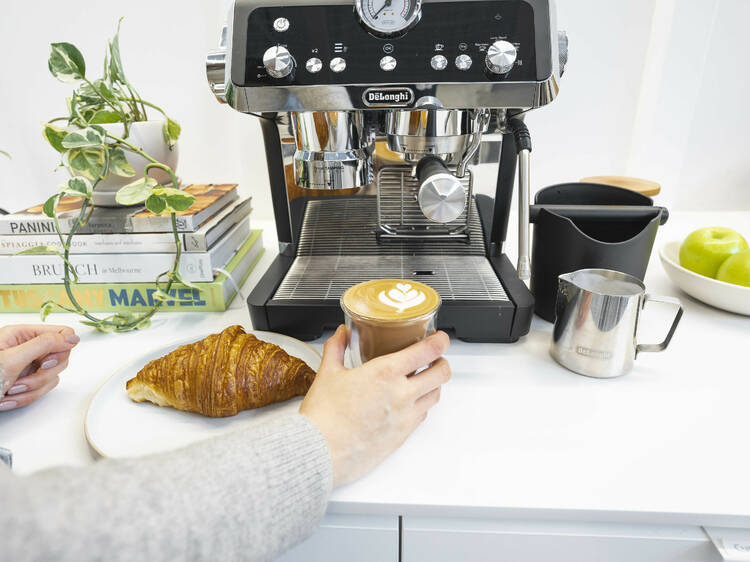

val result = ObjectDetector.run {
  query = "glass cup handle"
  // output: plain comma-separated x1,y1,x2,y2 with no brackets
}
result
636,294,684,356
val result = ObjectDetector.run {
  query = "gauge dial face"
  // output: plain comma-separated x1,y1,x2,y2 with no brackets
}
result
356,0,422,35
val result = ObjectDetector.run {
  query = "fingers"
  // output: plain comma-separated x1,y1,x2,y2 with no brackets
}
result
375,331,450,377
34,351,71,373
5,356,68,396
415,386,441,417
1,331,79,374
16,325,77,338
0,375,61,411
408,357,451,400
319,325,347,372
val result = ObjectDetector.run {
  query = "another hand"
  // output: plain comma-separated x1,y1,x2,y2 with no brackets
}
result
300,326,451,486
0,324,80,412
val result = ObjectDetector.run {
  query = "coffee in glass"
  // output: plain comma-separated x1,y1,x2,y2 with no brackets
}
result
341,279,441,367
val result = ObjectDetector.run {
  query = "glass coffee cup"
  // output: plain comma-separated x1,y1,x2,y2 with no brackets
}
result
340,279,441,367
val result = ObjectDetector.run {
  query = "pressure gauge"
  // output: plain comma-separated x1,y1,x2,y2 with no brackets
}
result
355,0,423,36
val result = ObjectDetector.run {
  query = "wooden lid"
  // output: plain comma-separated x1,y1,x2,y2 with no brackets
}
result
579,176,661,197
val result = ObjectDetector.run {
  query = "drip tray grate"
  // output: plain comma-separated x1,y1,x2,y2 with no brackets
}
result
295,197,487,256
273,255,508,302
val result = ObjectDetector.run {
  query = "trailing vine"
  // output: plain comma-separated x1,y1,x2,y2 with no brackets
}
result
21,20,199,332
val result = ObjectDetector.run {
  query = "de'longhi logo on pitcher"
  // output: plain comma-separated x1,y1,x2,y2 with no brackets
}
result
378,283,426,313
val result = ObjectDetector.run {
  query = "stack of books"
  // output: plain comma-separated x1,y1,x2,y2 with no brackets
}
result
0,184,264,313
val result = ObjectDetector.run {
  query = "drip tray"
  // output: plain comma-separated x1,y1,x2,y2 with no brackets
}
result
273,255,509,302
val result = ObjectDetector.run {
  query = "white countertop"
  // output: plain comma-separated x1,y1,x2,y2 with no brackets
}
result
2,213,749,528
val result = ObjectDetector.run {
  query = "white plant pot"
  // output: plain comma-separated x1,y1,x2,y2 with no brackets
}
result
86,120,180,207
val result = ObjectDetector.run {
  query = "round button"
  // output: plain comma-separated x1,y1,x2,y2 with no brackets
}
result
430,55,448,71
263,45,295,78
486,40,517,74
455,54,472,71
380,56,397,71
330,57,346,73
305,57,322,73
383,43,394,54
273,17,290,32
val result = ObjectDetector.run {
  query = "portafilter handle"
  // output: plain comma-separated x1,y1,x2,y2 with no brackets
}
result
509,118,532,282
416,157,466,224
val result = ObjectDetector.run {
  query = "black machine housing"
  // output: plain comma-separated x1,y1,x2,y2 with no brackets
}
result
211,0,564,342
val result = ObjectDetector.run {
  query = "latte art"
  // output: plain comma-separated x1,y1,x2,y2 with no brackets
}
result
378,283,427,313
341,279,441,322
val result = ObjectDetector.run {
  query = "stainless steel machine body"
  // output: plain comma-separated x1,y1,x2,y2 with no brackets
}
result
207,0,567,341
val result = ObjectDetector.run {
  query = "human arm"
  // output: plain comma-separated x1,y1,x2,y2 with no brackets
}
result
1,413,331,562
1,326,449,561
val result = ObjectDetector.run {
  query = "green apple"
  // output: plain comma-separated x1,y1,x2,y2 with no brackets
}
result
716,249,750,287
679,227,748,278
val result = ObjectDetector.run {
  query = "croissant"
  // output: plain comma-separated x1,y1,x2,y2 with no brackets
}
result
126,325,316,417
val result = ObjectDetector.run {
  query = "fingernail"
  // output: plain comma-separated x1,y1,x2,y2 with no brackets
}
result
66,334,80,344
0,401,18,411
7,385,27,396
40,359,59,370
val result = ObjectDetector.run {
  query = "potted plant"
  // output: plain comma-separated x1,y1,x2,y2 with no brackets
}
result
23,20,199,333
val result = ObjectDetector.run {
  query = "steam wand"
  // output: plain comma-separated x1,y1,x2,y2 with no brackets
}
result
509,118,532,282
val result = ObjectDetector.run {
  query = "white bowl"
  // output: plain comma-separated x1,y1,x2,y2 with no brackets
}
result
659,241,750,316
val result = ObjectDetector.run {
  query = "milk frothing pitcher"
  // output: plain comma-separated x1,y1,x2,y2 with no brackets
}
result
550,269,683,378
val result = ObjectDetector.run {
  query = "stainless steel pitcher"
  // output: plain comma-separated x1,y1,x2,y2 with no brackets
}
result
550,269,683,378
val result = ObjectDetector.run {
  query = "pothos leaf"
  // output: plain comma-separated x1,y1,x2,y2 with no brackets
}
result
67,147,106,180
59,177,92,198
165,192,194,212
40,300,58,322
43,194,62,218
67,93,84,125
162,117,181,148
145,194,167,214
48,42,86,83
108,18,126,83
16,245,60,256
109,147,136,177
151,187,195,213
116,176,157,206
62,127,105,149
42,123,68,153
88,110,121,124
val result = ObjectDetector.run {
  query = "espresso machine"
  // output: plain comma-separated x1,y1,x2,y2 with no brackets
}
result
207,0,567,342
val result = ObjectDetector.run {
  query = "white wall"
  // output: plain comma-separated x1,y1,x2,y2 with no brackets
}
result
0,0,748,218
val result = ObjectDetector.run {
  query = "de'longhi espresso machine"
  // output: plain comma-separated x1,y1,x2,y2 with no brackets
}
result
207,0,567,342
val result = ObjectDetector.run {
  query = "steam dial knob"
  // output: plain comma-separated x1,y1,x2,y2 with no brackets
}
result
417,157,467,224
486,40,517,74
263,45,295,78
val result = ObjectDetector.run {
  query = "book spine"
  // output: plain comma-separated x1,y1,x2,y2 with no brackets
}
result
0,252,216,284
0,230,264,313
0,216,136,235
0,284,225,312
0,233,181,255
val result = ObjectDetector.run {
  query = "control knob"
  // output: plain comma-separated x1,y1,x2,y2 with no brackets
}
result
263,45,295,78
485,40,517,74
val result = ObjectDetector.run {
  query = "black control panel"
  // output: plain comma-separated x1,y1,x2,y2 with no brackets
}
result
234,0,551,88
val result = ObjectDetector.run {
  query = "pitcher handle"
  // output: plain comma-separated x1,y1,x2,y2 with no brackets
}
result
636,295,684,355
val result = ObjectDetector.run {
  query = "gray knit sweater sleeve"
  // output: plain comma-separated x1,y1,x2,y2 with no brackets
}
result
0,413,332,562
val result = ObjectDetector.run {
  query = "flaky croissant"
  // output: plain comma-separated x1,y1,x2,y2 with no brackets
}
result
126,325,316,417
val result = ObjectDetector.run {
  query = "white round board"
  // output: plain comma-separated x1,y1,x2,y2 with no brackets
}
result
660,240,750,316
85,329,321,459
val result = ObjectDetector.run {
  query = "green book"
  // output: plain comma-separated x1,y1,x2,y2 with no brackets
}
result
0,230,264,314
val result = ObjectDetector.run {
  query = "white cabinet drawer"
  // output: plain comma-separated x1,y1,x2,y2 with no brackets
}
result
402,517,722,562
276,514,398,562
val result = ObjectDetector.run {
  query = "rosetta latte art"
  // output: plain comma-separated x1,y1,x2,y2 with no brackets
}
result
378,283,427,313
